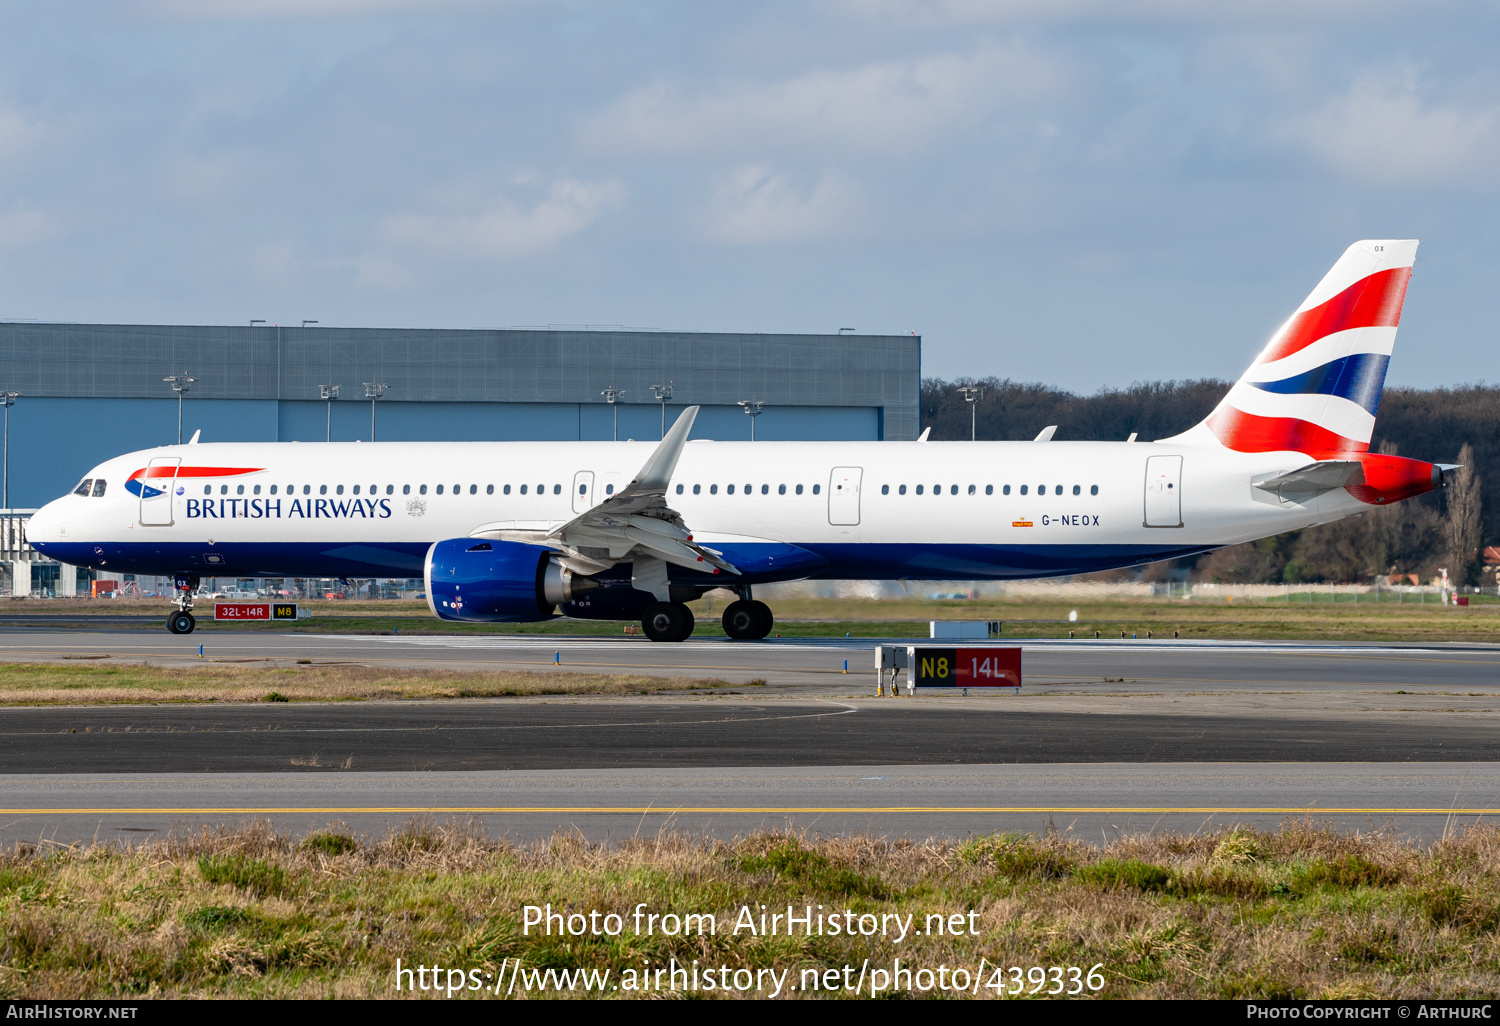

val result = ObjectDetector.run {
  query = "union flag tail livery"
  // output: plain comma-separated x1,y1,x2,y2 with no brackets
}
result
1168,240,1417,457
24,238,1449,641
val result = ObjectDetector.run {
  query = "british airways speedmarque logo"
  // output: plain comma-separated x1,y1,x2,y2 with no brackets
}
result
125,466,266,499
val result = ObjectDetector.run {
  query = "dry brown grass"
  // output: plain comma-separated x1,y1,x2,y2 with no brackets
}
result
0,662,739,705
3,820,1499,998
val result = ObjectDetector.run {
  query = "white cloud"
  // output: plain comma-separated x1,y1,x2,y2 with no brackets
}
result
0,209,59,249
142,0,486,17
582,43,1066,156
830,0,1421,27
701,166,860,245
381,178,625,259
1291,71,1500,184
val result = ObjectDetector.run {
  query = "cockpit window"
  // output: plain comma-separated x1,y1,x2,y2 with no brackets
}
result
92,480,107,497
74,479,93,496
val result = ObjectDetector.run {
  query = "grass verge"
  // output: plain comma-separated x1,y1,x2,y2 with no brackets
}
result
3,820,1499,998
0,662,743,705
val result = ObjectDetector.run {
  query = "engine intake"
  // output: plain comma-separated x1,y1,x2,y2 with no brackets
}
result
424,539,596,622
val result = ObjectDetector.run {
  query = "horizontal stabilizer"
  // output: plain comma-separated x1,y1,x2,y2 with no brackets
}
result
1253,459,1363,501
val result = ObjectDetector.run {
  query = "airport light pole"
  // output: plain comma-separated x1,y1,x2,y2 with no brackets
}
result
164,374,195,445
0,391,18,509
649,382,673,440
364,382,387,441
601,387,625,441
738,400,764,441
319,384,340,442
957,383,985,441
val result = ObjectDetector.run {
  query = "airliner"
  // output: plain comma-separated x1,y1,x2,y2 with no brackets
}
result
25,240,1446,641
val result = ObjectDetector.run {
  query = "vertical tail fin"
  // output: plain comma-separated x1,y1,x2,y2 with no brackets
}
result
1165,239,1418,456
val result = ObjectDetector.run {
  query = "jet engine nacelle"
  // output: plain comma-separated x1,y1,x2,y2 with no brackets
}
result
424,539,596,622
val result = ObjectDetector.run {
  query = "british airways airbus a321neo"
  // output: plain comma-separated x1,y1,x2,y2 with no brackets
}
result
25,240,1449,641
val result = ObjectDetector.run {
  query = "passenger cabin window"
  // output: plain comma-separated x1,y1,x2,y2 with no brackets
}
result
812,484,820,494
520,485,527,494
419,485,427,495
553,484,561,495
221,485,229,495
74,479,92,496
403,485,411,495
693,484,700,495
304,485,311,495
352,485,360,495
675,484,683,494
778,484,786,495
985,485,993,495
1020,485,1027,495
92,480,107,497
319,485,328,495
710,484,718,494
503,485,510,495
795,484,803,495
471,484,478,495
951,485,958,495
203,485,211,496
1054,485,1062,495
270,485,278,495
898,485,906,495
881,484,889,495
916,485,924,495
968,484,975,495
436,485,444,495
237,485,245,495
1003,485,1011,495
1091,485,1099,495
1073,485,1081,495
486,485,493,495
727,484,735,495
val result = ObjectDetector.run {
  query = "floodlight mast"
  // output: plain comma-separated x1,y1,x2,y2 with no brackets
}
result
601,387,625,441
957,383,985,441
164,374,196,445
738,400,764,440
0,391,19,509
649,382,674,440
363,382,387,441
319,384,340,442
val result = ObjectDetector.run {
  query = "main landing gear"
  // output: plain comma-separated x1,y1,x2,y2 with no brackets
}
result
641,601,695,643
722,599,773,641
165,575,200,635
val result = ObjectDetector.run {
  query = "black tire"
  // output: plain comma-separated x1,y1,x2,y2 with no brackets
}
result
723,599,773,640
748,600,774,639
642,602,691,642
722,600,759,640
167,612,196,635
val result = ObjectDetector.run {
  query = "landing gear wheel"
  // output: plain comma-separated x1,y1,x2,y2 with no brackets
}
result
642,602,693,642
167,611,196,635
722,599,773,640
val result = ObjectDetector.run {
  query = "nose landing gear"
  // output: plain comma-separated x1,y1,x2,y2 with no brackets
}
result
165,574,199,635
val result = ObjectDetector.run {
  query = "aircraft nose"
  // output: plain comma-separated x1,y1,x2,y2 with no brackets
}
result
23,500,60,544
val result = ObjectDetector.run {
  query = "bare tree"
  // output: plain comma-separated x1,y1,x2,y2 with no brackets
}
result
1444,442,1483,586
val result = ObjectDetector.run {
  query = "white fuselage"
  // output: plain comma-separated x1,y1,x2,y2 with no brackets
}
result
26,438,1356,584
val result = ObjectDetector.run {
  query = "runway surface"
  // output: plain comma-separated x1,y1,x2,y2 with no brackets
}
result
3,628,1498,842
5,694,1500,772
5,763,1498,846
3,628,1499,692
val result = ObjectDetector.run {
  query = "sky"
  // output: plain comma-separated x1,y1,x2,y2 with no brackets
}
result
0,0,1496,393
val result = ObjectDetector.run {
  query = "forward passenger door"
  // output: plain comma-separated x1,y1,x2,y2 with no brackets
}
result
138,457,181,526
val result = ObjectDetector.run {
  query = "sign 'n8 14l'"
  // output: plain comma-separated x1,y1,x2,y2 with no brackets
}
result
910,647,1021,688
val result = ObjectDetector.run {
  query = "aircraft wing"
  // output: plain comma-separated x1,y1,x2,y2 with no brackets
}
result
1252,460,1363,500
544,406,740,576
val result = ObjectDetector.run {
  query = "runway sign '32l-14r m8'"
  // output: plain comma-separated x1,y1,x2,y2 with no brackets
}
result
213,603,299,621
911,647,1022,687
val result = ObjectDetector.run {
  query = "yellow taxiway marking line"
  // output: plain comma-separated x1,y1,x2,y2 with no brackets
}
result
3,807,1498,816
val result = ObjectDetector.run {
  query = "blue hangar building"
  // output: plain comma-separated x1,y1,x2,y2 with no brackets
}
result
0,322,922,508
